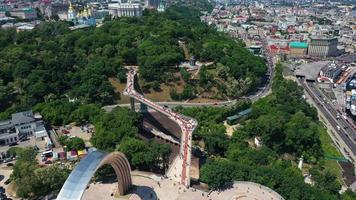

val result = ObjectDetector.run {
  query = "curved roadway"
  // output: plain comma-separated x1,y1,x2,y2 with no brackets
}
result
123,67,198,187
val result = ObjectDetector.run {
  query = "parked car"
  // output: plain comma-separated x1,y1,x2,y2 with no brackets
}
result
4,179,11,185
0,193,7,200
0,186,5,193
6,163,13,167
8,142,17,147
44,160,52,165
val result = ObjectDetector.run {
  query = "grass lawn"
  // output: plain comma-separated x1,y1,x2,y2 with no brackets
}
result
109,76,224,103
109,74,185,103
143,83,175,102
323,160,344,184
320,128,341,157
319,128,345,184
138,72,185,102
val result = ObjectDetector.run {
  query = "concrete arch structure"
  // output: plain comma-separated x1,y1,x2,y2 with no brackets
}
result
57,151,132,200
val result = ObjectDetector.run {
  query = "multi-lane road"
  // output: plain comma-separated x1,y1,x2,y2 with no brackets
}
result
123,66,198,187
299,79,356,163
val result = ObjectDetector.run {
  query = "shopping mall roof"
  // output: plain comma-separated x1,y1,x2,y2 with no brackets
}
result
289,41,308,49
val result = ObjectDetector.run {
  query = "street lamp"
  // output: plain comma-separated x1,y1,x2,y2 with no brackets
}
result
63,145,67,161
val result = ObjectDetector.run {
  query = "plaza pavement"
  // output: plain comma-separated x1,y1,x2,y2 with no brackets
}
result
82,173,284,200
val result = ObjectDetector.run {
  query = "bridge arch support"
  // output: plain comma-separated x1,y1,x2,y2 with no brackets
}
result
57,151,132,200
99,152,132,195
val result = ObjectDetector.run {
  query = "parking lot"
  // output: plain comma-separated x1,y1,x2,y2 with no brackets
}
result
0,135,50,155
0,136,53,200
55,124,94,148
0,161,18,200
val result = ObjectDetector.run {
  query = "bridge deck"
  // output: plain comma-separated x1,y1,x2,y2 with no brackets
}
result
123,67,197,187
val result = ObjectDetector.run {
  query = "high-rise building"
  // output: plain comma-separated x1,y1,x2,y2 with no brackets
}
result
308,36,338,57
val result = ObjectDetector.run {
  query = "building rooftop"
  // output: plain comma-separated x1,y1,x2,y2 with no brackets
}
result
321,62,341,73
227,108,252,121
239,108,252,116
11,8,35,13
336,54,356,63
0,120,12,131
289,41,308,48
11,110,35,126
346,73,356,89
34,124,47,138
108,3,142,9
295,61,331,81
310,35,337,40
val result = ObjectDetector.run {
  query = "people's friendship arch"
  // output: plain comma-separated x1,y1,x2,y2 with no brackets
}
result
57,151,132,200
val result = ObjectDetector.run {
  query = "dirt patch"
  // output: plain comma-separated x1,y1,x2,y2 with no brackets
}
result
224,121,240,137
190,157,200,180
138,73,185,102
109,78,131,104
68,125,93,145
143,84,175,102
0,165,19,200
109,71,226,103
109,73,187,103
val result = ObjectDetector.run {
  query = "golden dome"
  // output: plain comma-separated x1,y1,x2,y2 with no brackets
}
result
68,1,74,12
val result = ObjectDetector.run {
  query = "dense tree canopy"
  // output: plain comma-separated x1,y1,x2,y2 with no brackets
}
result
58,135,86,151
90,107,141,151
176,99,251,155
118,137,171,172
33,100,103,126
239,63,322,162
9,147,70,198
183,63,348,199
0,6,266,116
200,158,235,189
1,2,267,198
